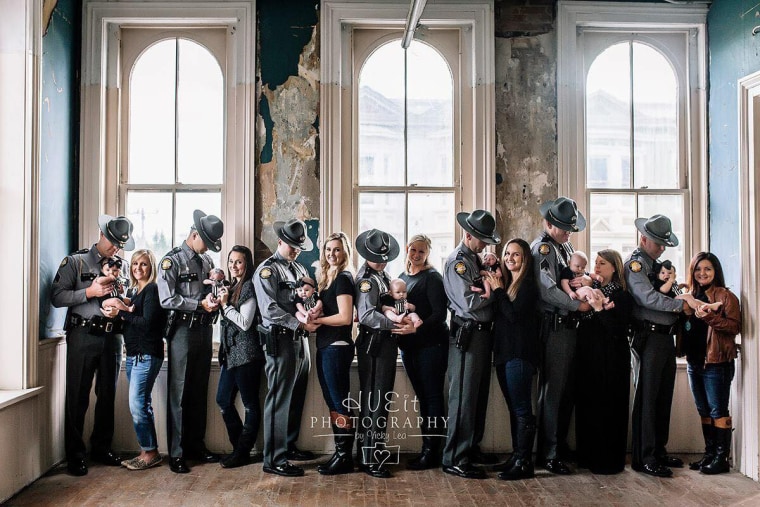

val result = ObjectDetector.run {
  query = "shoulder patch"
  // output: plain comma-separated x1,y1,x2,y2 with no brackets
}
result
260,267,272,279
59,257,68,268
359,280,372,293
161,258,173,270
539,244,551,255
629,261,642,273
454,261,467,276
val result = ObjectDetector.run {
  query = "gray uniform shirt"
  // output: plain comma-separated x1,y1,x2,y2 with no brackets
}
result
531,233,581,315
355,263,395,330
253,251,307,331
51,244,118,319
443,242,494,323
624,247,683,325
157,241,214,311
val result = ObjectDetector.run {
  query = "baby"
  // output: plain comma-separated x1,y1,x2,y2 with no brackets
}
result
295,276,323,324
480,251,503,280
203,267,230,305
651,260,683,298
382,278,423,328
99,256,133,312
561,251,594,300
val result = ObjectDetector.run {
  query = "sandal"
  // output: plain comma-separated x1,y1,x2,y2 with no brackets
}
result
124,454,163,470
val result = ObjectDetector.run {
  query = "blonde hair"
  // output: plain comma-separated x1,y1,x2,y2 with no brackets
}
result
405,234,433,274
318,232,354,292
501,239,532,302
128,249,157,287
596,249,626,291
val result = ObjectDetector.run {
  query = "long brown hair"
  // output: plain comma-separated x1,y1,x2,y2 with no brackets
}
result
405,234,433,274
686,252,726,297
596,249,626,291
128,249,157,287
501,238,533,302
318,232,354,292
226,245,254,305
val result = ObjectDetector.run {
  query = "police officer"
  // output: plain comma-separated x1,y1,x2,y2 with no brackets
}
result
354,229,414,478
157,209,224,474
626,214,690,478
51,214,135,476
532,197,592,475
442,210,500,479
254,219,318,477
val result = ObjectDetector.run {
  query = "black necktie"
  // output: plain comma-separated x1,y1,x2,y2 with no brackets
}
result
193,254,204,272
288,263,299,281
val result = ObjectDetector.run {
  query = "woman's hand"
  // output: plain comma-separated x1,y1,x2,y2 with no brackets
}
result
484,272,503,290
100,306,119,318
587,288,605,312
218,286,229,306
392,320,417,335
676,292,700,310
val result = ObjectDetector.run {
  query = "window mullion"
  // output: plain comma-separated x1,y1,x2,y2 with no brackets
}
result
629,40,635,191
174,38,180,186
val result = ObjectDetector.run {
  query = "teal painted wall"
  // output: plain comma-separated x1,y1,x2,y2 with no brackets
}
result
40,0,81,337
707,0,760,289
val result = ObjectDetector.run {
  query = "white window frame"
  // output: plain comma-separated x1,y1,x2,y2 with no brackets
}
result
320,0,495,242
81,0,256,252
557,1,709,256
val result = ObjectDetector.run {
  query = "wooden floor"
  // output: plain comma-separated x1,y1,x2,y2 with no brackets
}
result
7,454,760,506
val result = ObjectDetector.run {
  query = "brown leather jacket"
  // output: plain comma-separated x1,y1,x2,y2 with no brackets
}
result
700,286,741,364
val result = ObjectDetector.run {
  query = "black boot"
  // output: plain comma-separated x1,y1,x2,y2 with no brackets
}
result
221,423,255,469
407,436,441,470
318,428,354,475
498,416,536,481
689,418,715,471
701,418,731,475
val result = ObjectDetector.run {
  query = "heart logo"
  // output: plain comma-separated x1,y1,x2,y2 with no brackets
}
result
373,448,391,467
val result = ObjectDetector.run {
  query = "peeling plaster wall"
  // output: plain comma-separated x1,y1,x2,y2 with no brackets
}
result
494,33,557,244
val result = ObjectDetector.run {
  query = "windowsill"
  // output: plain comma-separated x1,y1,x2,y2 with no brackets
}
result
0,387,44,411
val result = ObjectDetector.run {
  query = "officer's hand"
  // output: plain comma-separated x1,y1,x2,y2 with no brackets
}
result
570,275,591,289
577,301,592,312
676,293,699,309
86,276,115,299
392,321,416,335
100,306,119,318
201,297,219,312
302,321,320,333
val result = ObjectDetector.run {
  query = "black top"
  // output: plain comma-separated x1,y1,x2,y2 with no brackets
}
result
316,271,355,349
560,266,586,281
120,282,165,359
577,282,634,344
682,292,709,363
398,268,448,350
492,277,540,367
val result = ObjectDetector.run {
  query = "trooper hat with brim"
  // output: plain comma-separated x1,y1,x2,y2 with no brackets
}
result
456,209,501,245
635,214,679,247
98,214,135,251
355,229,400,263
274,219,313,251
193,209,224,252
539,197,586,232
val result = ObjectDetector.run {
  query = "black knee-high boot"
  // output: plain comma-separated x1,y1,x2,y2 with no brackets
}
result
318,425,355,475
498,416,536,481
689,417,715,470
701,417,731,475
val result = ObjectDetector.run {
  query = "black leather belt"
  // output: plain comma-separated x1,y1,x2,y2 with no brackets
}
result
636,319,678,336
545,311,580,330
68,313,122,335
358,324,392,340
176,311,216,327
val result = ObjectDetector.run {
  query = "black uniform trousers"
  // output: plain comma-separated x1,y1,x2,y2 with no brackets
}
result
65,327,123,459
167,321,213,458
355,333,398,465
442,328,492,467
286,334,310,450
631,330,676,467
473,333,494,451
263,333,306,467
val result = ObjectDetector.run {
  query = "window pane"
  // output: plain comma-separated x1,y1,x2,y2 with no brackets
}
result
175,192,222,267
586,42,631,189
124,191,173,261
638,194,685,277
177,39,224,184
633,43,678,190
358,43,405,186
358,192,405,276
407,42,453,187
408,192,455,273
129,39,176,184
589,193,637,260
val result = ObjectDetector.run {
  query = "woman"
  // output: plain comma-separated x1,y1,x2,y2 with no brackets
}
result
312,232,356,475
215,245,265,469
103,249,165,471
485,239,539,480
678,252,740,475
397,234,449,470
574,249,633,474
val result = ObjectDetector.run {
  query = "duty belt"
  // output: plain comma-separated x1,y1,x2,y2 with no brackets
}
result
450,315,493,333
270,324,308,340
68,313,122,335
358,324,392,340
176,311,216,327
544,311,580,330
635,319,678,336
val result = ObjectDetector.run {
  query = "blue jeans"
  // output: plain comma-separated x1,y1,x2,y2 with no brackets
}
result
687,360,735,419
316,344,354,416
216,358,265,449
400,343,448,435
496,358,536,420
125,354,163,451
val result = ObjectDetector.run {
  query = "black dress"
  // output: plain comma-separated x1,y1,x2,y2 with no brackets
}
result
575,282,633,474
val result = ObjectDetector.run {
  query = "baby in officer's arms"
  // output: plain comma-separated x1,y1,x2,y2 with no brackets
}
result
561,251,603,301
382,278,423,328
480,251,503,280
203,267,230,305
652,260,721,312
295,276,323,324
99,256,133,312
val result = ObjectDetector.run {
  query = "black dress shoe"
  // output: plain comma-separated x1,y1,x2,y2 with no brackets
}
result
286,447,316,461
469,448,499,465
657,455,684,468
442,464,487,479
363,463,392,478
91,450,123,467
263,462,305,477
67,457,88,476
170,457,190,474
186,448,220,463
544,459,572,475
637,462,673,478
